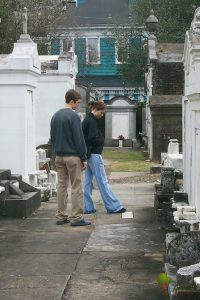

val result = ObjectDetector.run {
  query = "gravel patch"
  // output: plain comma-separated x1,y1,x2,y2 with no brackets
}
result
109,173,161,184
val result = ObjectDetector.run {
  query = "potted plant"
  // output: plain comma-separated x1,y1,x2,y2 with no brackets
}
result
118,134,125,147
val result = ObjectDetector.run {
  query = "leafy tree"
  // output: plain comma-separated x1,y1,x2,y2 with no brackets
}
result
111,0,200,86
109,21,147,86
131,0,200,42
119,46,147,86
0,0,66,54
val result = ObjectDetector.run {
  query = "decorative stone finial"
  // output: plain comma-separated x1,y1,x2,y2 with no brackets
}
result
191,7,200,35
145,9,158,33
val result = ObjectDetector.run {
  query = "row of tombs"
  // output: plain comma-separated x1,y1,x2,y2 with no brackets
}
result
155,142,200,299
0,147,56,218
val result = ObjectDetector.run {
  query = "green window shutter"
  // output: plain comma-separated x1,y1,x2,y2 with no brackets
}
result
75,38,86,75
101,38,118,74
51,39,60,55
75,38,86,63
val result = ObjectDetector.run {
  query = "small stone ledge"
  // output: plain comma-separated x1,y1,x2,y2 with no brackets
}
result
150,165,161,174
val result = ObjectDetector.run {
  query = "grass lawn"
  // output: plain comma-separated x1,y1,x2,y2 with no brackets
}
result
102,148,156,172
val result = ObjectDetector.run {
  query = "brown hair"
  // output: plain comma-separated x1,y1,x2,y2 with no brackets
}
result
88,100,106,111
65,89,82,103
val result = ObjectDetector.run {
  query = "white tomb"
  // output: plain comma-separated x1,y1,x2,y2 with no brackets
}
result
182,7,200,218
0,31,41,180
36,50,78,146
105,97,137,147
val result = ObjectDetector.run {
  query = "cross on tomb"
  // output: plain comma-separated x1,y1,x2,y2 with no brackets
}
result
22,7,28,35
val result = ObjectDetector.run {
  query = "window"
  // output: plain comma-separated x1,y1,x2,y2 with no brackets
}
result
63,38,73,52
115,40,129,64
86,38,100,64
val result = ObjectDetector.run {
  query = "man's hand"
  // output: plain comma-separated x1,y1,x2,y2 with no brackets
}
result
81,161,87,171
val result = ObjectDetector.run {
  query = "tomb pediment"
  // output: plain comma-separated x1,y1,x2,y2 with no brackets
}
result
107,96,137,107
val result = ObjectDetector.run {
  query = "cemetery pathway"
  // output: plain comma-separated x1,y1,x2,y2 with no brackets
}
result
0,173,165,300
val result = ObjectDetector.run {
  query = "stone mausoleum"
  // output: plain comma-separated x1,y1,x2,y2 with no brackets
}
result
145,12,184,161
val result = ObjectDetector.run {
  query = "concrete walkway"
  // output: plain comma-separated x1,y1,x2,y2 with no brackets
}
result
0,174,165,300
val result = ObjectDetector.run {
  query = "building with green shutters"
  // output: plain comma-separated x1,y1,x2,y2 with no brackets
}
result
51,0,146,146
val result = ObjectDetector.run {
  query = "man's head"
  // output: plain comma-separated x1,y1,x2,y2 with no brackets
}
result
65,89,82,110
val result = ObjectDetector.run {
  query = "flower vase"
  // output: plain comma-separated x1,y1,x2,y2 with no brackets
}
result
118,140,123,148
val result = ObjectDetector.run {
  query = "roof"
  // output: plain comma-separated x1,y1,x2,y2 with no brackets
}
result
57,0,130,26
76,75,123,87
76,75,136,87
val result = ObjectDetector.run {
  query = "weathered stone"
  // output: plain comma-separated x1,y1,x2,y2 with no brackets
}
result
6,195,22,200
155,183,162,191
10,174,23,181
9,183,25,196
150,165,161,174
19,180,39,193
0,169,11,180
156,191,173,202
165,232,180,250
161,167,175,194
177,263,200,288
167,232,200,268
0,173,41,218
174,191,188,203
149,95,183,161
1,192,41,218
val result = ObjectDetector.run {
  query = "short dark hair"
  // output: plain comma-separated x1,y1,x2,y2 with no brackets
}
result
65,89,82,103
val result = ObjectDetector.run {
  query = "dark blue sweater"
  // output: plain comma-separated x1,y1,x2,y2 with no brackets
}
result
50,108,87,161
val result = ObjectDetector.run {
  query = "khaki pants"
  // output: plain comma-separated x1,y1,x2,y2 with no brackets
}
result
55,156,83,222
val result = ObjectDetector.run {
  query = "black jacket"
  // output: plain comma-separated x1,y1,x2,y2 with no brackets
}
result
82,113,104,158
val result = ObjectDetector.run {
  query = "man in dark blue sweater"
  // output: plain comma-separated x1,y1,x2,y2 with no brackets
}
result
50,89,91,226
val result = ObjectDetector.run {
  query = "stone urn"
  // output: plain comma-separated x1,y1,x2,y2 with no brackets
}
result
118,140,123,147
118,135,125,147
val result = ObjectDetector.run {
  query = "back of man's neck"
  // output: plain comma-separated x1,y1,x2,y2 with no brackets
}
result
64,103,72,109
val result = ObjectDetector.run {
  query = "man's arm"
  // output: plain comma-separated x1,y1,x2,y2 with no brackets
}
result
71,115,87,161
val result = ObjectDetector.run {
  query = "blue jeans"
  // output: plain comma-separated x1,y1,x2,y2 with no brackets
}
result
84,154,123,212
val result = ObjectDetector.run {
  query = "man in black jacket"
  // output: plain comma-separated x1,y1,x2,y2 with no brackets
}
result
50,89,91,226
